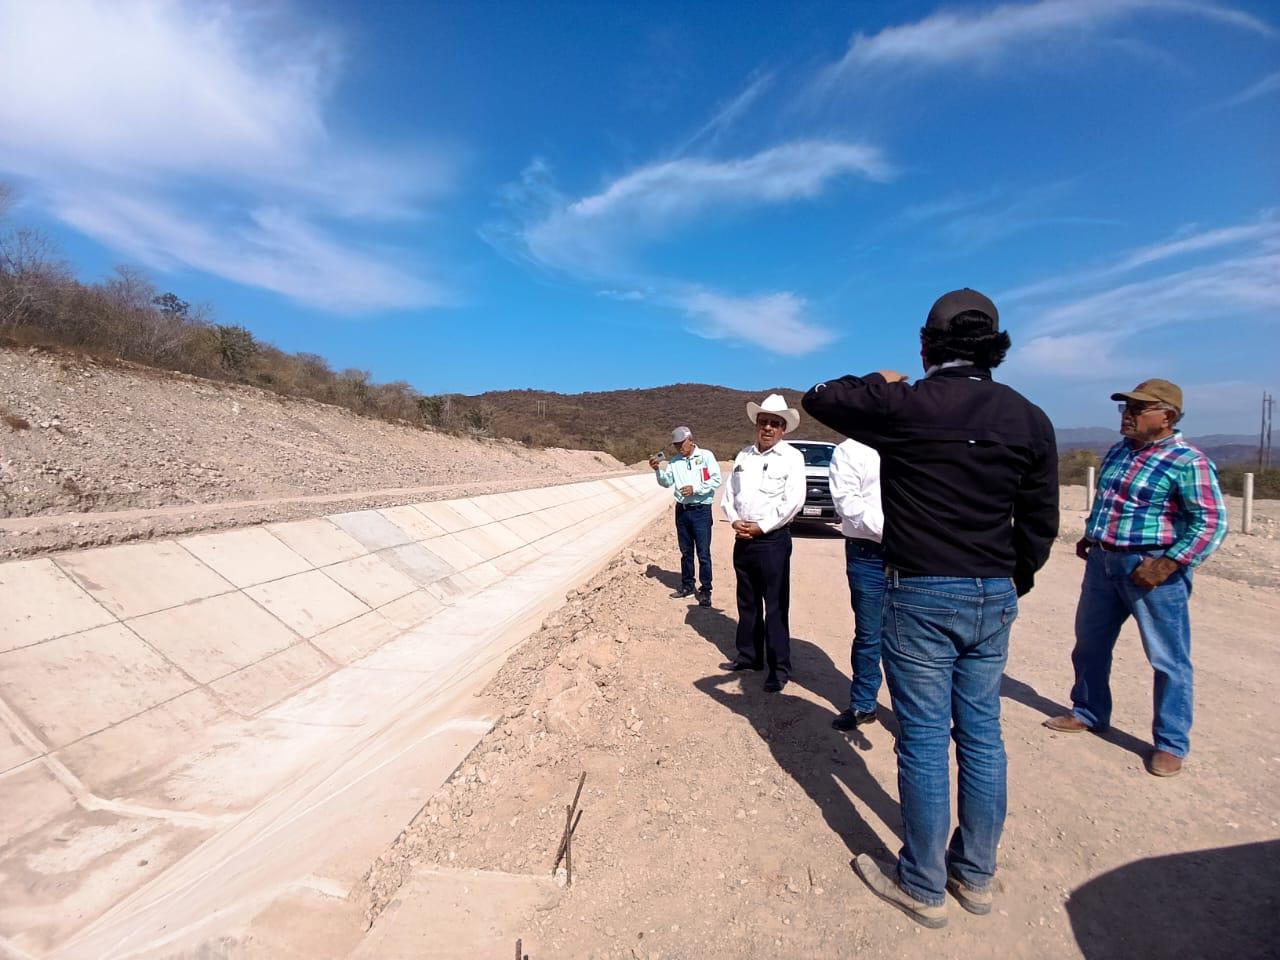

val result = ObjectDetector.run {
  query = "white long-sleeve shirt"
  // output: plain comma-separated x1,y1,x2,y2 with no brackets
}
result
721,440,806,534
828,438,884,542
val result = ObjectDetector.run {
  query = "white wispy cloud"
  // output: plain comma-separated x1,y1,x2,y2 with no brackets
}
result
520,140,888,275
555,141,889,240
1033,245,1280,336
53,192,440,312
1002,213,1280,388
819,0,1272,84
1001,214,1280,303
671,71,776,156
493,141,889,354
902,182,1123,248
673,289,837,355
0,0,450,311
1216,69,1280,108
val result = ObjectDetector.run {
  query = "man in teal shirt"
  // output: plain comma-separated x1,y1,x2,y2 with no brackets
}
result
649,426,721,606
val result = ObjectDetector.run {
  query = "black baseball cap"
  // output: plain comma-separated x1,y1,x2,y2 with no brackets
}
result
925,288,999,332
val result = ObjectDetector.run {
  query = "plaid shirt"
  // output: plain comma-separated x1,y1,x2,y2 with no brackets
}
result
1085,432,1227,567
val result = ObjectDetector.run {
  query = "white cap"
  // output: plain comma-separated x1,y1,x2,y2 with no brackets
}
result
671,426,692,444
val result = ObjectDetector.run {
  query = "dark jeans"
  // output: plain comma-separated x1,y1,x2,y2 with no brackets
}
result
675,502,713,594
845,538,886,714
881,572,1018,906
1070,547,1195,756
733,526,792,682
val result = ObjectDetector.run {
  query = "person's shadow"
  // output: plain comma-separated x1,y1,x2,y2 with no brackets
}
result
644,563,682,591
685,600,903,859
999,674,1150,759
1066,840,1280,959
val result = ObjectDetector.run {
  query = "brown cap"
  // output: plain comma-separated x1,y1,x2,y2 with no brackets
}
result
1111,378,1183,411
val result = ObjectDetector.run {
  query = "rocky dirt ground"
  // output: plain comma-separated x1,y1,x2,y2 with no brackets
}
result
0,346,625,558
361,496,1280,960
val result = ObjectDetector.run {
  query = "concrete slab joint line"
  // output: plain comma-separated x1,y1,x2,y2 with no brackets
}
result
0,694,235,829
0,474,667,956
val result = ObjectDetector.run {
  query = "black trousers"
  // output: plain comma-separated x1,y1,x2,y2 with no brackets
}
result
733,526,793,682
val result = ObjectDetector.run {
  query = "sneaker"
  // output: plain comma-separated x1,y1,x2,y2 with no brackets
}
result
854,854,947,929
946,873,993,915
670,587,695,599
831,708,877,731
697,590,711,607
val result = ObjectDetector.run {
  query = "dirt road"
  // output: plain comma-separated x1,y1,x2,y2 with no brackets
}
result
365,500,1280,959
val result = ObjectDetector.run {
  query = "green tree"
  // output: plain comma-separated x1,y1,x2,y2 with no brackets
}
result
215,324,258,375
1059,448,1101,486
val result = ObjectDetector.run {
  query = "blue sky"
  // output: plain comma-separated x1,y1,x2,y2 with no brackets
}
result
0,0,1276,434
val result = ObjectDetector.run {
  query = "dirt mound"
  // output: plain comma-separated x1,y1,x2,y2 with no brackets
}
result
0,346,626,558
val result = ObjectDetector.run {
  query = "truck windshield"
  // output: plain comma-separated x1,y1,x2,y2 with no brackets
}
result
791,443,834,467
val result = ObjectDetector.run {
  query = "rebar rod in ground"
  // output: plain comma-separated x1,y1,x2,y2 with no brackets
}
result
565,803,573,887
553,802,574,877
552,771,587,870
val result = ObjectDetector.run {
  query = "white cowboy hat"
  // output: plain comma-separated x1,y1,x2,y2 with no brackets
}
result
746,393,799,433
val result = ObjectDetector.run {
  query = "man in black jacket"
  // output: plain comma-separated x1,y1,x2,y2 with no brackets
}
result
803,288,1058,929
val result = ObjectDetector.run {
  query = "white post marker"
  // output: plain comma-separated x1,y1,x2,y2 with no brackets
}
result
1085,466,1096,513
1242,472,1254,536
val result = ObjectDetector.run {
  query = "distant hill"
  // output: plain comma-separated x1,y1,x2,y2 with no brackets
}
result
1057,428,1259,466
455,384,843,464
1055,427,1120,447
455,384,1264,468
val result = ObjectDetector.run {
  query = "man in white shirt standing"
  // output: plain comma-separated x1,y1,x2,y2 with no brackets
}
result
721,394,806,692
827,438,886,731
649,426,721,607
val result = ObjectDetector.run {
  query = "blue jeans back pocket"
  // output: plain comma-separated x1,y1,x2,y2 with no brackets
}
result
889,600,959,661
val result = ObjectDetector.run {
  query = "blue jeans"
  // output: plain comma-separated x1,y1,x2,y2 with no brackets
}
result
675,503,712,594
845,539,886,714
881,573,1018,906
1069,547,1194,757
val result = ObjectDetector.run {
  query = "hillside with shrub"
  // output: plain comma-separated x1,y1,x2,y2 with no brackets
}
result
453,385,845,466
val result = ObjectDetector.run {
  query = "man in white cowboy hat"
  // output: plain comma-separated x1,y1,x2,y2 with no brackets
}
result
649,426,721,606
721,394,807,692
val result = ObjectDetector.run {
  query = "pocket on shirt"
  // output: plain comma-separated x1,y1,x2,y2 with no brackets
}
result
887,600,959,662
760,475,787,497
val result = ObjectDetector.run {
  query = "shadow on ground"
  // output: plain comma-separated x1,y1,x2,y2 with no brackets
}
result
1000,674,1151,760
1066,839,1280,960
681,595,903,859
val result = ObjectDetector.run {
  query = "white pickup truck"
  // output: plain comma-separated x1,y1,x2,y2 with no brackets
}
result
789,440,838,522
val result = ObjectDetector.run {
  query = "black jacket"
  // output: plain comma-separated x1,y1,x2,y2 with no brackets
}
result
802,366,1058,594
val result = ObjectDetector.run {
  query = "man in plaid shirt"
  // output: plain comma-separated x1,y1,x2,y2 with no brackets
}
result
1045,379,1227,777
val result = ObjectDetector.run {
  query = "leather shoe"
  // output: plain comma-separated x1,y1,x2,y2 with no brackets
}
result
697,590,711,607
832,708,877,731
670,587,695,599
762,678,787,693
1043,714,1091,733
1146,749,1183,777
720,660,762,672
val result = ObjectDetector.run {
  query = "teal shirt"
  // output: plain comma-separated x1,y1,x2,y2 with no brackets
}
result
655,446,722,505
